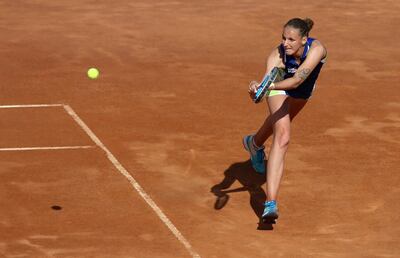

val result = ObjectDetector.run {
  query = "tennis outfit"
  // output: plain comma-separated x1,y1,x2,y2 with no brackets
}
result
268,37,327,100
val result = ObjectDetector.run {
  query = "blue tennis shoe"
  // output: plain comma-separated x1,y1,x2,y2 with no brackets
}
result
242,135,265,174
262,200,279,224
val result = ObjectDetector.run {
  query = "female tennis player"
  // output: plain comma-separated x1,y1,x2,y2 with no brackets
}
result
243,17,327,223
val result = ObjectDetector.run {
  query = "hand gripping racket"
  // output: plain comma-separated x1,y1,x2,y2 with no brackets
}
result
253,67,279,103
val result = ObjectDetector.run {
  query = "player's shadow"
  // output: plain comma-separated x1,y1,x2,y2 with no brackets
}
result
210,160,274,230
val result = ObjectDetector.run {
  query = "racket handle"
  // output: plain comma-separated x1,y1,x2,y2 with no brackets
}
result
253,67,279,103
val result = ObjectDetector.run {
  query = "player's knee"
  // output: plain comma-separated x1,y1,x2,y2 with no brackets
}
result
277,135,290,149
274,127,290,149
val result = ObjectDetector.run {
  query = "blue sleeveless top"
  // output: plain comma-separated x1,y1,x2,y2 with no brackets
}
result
280,37,326,99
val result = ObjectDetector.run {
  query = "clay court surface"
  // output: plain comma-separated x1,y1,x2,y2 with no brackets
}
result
0,0,399,257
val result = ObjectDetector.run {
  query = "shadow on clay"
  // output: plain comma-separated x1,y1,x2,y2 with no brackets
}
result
210,160,274,230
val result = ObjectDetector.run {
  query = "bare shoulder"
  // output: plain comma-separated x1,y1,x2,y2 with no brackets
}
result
311,39,325,48
266,45,284,68
310,40,327,57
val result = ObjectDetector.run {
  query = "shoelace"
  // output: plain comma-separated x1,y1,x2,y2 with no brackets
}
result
264,201,277,212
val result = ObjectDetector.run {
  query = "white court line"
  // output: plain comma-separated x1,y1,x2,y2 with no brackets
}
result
0,146,94,152
0,104,63,109
62,105,201,258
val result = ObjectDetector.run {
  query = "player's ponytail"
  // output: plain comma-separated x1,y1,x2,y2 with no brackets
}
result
285,17,314,37
303,18,314,34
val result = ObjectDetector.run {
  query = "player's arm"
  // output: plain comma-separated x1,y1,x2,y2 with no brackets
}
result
271,41,326,90
248,47,282,98
264,47,283,79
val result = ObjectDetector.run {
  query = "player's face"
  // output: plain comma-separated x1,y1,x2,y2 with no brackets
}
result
282,26,307,56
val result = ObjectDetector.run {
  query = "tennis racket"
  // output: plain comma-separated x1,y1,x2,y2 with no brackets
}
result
253,66,279,103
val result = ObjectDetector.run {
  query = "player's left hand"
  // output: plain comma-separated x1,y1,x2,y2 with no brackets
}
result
248,80,259,99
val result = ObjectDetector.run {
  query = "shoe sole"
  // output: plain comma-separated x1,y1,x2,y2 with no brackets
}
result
262,214,278,224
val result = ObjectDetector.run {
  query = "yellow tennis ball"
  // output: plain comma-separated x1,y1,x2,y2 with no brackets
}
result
87,68,99,79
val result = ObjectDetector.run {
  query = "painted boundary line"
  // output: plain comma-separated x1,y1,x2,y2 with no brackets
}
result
0,103,200,257
0,146,94,152
62,105,201,258
0,104,94,152
0,104,63,109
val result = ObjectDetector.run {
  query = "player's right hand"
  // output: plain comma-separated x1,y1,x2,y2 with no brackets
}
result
248,80,259,99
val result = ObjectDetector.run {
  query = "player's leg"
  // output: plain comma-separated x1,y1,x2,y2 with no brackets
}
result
243,92,307,175
262,95,307,222
260,94,290,222
253,114,274,148
258,94,289,222
266,96,308,200
265,94,291,202
253,92,307,147
288,97,308,122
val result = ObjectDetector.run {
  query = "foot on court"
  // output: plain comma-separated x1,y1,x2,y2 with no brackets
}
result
262,200,279,224
242,135,266,174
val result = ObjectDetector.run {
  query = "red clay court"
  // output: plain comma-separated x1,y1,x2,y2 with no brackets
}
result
0,0,399,257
